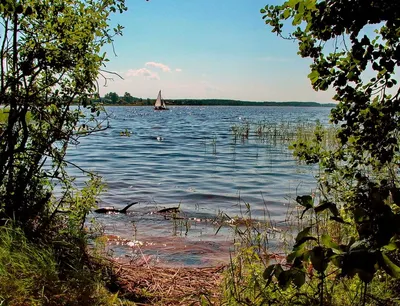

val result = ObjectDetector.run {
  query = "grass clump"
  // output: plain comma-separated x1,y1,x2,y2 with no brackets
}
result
0,226,57,305
0,224,135,306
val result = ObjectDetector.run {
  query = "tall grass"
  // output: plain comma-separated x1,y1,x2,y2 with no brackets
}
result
0,226,57,305
0,225,134,305
231,119,338,149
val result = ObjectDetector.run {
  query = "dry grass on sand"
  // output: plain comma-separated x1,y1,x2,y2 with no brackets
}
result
110,260,225,305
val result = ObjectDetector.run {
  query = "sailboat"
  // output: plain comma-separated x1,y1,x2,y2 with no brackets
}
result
154,90,168,110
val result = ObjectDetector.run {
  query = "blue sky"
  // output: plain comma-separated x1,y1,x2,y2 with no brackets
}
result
99,0,335,102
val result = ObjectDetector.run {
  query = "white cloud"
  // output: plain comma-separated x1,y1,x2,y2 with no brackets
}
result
175,68,182,72
145,62,171,72
125,68,159,80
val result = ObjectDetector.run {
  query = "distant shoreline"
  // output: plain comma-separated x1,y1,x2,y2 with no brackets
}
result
95,99,336,107
100,104,335,107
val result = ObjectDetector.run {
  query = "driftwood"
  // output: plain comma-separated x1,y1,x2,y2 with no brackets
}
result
94,203,179,215
157,207,180,214
94,202,138,214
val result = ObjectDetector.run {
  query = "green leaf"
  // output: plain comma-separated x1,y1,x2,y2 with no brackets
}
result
296,195,313,218
296,195,313,208
295,226,312,243
321,234,341,252
314,201,339,216
381,253,400,278
278,270,292,290
292,13,302,26
294,226,317,247
297,1,305,14
287,246,306,263
288,0,300,7
383,238,399,252
349,239,369,251
310,246,331,273
283,9,290,19
292,269,306,287
263,264,275,280
260,8,266,14
308,70,319,84
330,254,343,267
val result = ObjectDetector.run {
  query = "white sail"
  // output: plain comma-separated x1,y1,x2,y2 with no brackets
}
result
155,90,162,108
154,90,168,110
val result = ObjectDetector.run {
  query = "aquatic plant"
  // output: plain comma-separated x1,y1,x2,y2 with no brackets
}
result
231,121,250,142
211,136,217,154
203,136,218,154
120,128,132,137
231,119,338,151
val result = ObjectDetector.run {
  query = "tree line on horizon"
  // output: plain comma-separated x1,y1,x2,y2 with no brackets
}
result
101,91,335,107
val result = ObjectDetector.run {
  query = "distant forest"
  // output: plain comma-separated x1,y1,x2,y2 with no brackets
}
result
98,91,336,107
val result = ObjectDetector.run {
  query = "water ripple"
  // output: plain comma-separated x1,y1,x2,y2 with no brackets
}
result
67,105,331,266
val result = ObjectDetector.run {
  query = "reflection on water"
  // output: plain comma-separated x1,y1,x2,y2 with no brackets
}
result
67,106,332,266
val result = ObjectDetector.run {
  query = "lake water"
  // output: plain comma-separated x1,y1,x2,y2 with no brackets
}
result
67,106,332,266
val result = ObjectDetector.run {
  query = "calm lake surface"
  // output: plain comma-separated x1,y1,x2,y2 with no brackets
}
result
67,106,332,266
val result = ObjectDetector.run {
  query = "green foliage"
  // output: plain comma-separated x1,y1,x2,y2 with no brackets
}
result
221,202,400,305
0,224,132,306
65,174,105,234
0,1,133,304
260,0,400,298
104,91,120,104
0,0,126,234
123,92,134,103
0,226,57,305
0,108,8,124
0,176,135,305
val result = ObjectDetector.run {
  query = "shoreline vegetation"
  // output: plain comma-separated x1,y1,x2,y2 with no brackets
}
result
2,0,400,304
2,100,399,305
97,92,336,107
